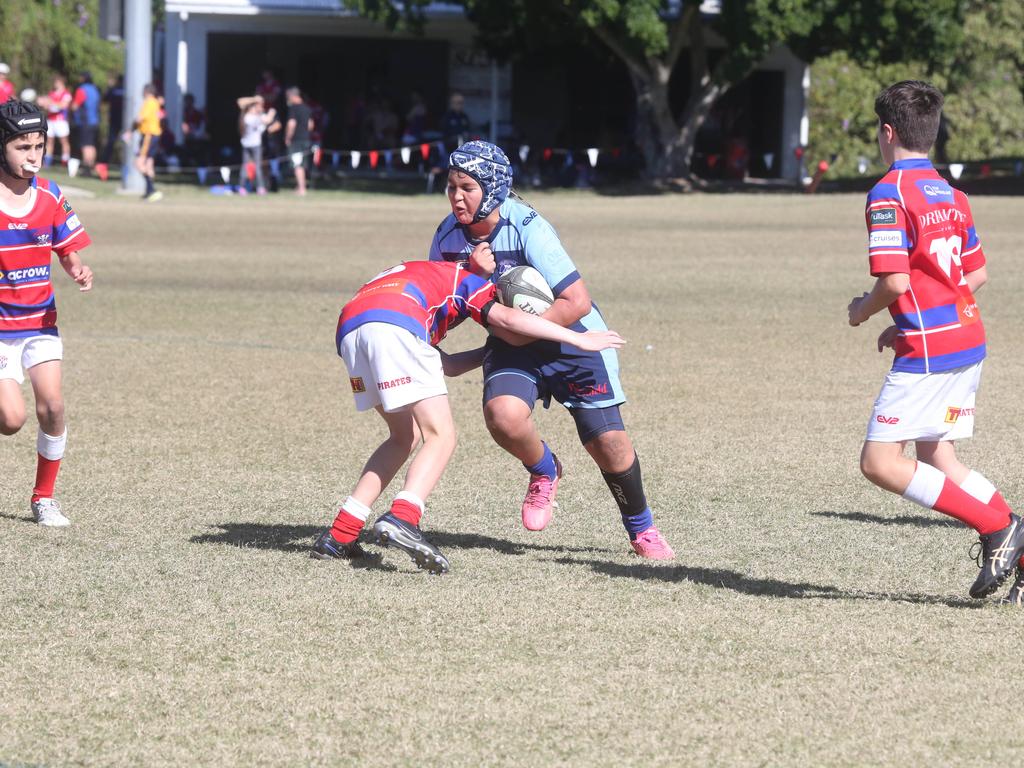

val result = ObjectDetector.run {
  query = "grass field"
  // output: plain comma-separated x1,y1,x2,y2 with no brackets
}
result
3,182,1024,766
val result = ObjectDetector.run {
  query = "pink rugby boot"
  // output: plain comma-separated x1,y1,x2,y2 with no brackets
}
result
631,526,675,560
521,457,562,531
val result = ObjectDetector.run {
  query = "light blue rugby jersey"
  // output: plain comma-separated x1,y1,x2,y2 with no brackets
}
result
428,197,609,333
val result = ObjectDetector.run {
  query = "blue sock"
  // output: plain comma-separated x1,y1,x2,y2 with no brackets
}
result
621,507,653,540
524,442,557,480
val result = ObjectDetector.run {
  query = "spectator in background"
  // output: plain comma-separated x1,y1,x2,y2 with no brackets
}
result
284,87,313,196
130,83,162,201
237,95,275,195
440,92,471,154
70,71,101,176
180,92,209,167
0,63,14,103
369,97,399,150
99,74,124,170
43,75,72,166
402,91,428,145
256,70,281,113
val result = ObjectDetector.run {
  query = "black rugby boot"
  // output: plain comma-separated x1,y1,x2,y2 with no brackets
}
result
311,529,369,561
969,514,1024,598
372,512,450,575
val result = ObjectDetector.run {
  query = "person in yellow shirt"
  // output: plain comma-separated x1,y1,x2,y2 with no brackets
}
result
131,83,162,201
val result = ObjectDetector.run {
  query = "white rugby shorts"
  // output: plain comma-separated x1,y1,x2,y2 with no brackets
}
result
0,334,63,384
339,322,446,413
866,361,982,443
47,119,70,139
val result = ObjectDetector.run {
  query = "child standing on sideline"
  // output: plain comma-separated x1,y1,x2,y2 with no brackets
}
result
312,259,625,574
0,99,93,526
848,80,1024,600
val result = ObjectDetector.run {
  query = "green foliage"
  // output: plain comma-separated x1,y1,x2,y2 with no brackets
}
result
808,1,1024,176
0,0,121,96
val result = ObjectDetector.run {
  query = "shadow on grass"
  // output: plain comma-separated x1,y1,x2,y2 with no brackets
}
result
0,512,34,524
812,510,958,529
552,557,982,609
190,522,613,558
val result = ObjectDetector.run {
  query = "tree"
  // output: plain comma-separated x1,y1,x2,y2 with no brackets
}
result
343,0,966,183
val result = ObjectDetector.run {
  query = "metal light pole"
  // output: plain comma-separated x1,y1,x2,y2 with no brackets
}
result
122,0,151,193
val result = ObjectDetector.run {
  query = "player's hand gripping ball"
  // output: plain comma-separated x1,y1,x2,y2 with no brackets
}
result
496,266,554,315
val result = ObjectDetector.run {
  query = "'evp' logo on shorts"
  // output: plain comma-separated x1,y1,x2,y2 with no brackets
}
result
350,377,366,393
0,355,7,369
876,415,900,424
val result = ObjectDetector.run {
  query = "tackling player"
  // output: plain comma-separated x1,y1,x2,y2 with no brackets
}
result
429,141,674,560
312,259,624,574
0,99,93,526
847,80,1024,601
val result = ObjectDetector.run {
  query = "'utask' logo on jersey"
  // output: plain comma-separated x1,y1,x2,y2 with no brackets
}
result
870,208,897,226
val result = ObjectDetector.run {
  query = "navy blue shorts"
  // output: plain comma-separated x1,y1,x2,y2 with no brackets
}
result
482,336,626,442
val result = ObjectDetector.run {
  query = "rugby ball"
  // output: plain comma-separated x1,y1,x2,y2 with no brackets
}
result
496,266,554,315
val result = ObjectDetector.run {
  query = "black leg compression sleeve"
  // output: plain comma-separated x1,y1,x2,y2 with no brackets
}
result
601,453,648,516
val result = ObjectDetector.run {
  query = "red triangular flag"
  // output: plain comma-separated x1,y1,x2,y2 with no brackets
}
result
369,150,379,168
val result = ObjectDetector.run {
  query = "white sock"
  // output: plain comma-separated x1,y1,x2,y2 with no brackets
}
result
341,496,371,522
901,461,945,509
960,470,997,504
394,490,425,513
37,428,67,461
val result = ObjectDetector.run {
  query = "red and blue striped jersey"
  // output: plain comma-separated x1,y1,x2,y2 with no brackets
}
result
337,261,497,349
866,158,985,373
0,176,91,339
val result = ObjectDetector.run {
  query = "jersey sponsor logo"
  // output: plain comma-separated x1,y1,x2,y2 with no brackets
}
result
521,211,537,227
377,376,412,391
7,222,27,230
65,214,81,230
0,265,50,282
869,230,903,248
870,208,897,225
62,199,73,213
876,414,900,424
918,208,967,228
945,406,975,424
350,376,366,393
35,233,51,246
0,355,6,369
916,180,954,204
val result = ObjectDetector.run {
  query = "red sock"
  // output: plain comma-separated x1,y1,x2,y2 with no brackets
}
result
330,510,364,544
32,455,61,503
390,498,422,527
934,479,1009,535
989,491,1013,516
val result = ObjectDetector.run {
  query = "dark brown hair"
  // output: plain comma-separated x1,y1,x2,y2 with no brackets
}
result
874,80,944,153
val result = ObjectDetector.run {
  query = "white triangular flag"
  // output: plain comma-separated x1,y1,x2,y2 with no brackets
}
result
220,166,230,183
949,163,963,180
67,158,80,177
587,148,599,167
763,153,774,171
519,145,530,163
857,156,868,174
351,151,360,169
401,146,411,164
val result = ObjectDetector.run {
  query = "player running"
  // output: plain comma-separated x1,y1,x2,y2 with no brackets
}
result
312,259,625,574
429,140,674,560
847,80,1024,601
0,99,94,526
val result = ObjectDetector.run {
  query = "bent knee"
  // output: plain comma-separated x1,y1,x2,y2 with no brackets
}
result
35,400,65,427
484,400,530,438
0,413,27,435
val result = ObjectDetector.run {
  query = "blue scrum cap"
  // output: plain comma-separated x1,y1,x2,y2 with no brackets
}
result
448,140,513,222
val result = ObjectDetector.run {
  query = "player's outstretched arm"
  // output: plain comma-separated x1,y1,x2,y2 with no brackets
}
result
438,346,485,377
487,303,624,351
59,251,93,292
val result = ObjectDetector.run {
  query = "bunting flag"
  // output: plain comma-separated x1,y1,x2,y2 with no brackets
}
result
351,151,360,169
949,163,964,179
794,147,804,159
401,146,411,164
519,145,530,163
332,151,341,168
420,143,430,161
764,153,774,171
245,162,256,182
196,166,208,184
67,158,80,178
857,156,868,174
269,158,280,177
980,163,991,177
1015,160,1023,177
564,152,574,167
707,154,720,168
543,148,553,161
220,166,231,184
369,150,380,169
313,147,322,167
435,141,445,157
611,148,621,159
587,148,599,167
383,150,393,166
